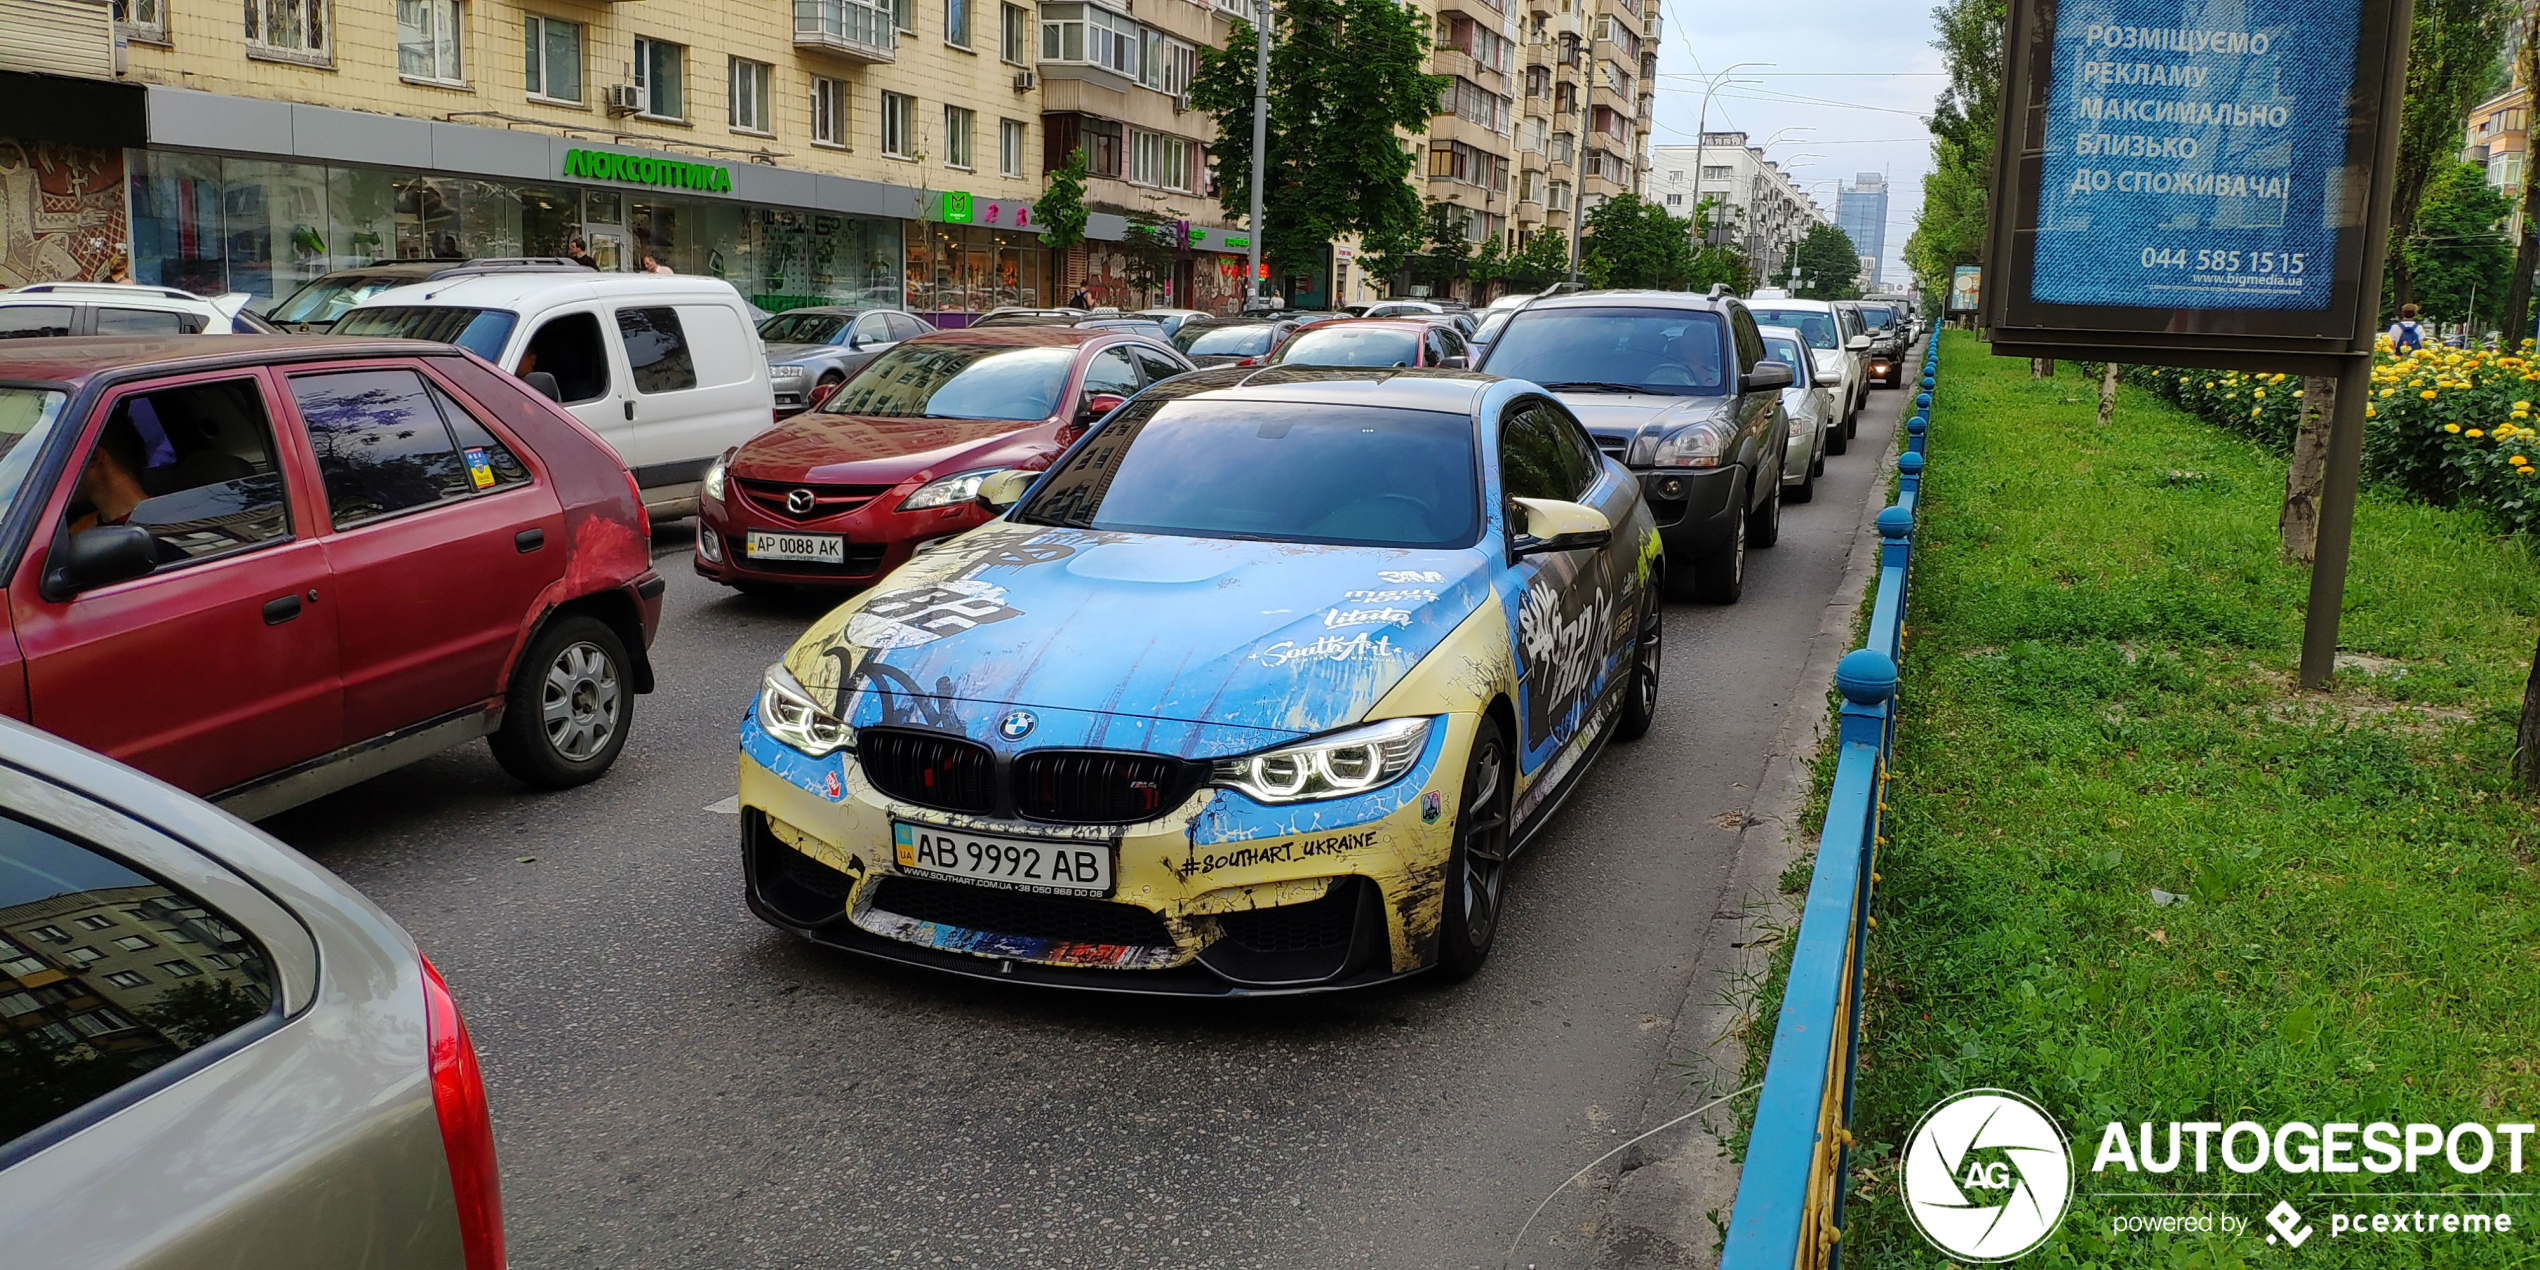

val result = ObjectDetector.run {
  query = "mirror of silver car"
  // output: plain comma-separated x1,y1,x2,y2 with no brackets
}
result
45,525,158,599
975,469,1037,510
1746,360,1795,391
522,370,564,403
1847,334,1873,351
1508,497,1612,557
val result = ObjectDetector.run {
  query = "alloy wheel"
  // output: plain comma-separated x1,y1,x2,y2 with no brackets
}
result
1457,733,1511,950
542,641,622,761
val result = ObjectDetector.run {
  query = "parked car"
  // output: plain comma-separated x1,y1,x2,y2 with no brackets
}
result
0,713,507,1269
1758,324,1837,503
1359,300,1443,320
1469,307,1515,360
0,283,271,338
693,326,1194,593
1743,297,1869,439
1132,309,1213,336
1171,317,1301,368
266,259,590,333
758,307,933,414
337,270,775,518
1267,317,1471,369
1852,300,1909,387
737,365,1663,991
972,308,1090,327
0,335,664,818
1477,289,1793,603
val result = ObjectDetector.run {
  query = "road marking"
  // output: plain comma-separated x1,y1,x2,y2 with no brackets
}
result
705,795,740,815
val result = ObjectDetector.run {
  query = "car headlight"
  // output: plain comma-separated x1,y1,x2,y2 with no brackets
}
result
757,662,853,757
1210,717,1430,804
1787,409,1811,438
702,452,730,502
1652,418,1735,468
899,468,1006,511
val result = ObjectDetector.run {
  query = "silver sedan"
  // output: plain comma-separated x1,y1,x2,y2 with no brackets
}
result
0,716,504,1269
1760,324,1839,504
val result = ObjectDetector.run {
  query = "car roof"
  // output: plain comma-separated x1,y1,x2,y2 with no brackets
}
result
1741,296,1838,311
0,283,218,312
907,325,1111,348
0,334,460,387
357,271,746,310
1515,289,1741,314
1122,364,1498,412
1289,317,1439,333
1755,324,1809,344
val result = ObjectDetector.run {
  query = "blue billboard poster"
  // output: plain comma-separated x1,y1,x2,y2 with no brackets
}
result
2029,1,2368,312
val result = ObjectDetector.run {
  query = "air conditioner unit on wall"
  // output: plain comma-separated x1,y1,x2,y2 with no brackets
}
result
1172,91,1192,113
1012,70,1036,91
604,83,643,114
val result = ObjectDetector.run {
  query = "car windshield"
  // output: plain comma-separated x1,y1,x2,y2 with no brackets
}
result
1273,326,1420,368
1481,307,1730,395
1746,309,1839,349
820,342,1076,420
759,312,852,344
1858,305,1894,328
268,275,421,326
1761,336,1811,383
1178,325,1277,355
334,305,521,362
1016,400,1480,548
0,387,68,527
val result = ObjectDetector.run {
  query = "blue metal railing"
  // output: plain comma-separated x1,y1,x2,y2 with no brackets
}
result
1716,342,1938,1269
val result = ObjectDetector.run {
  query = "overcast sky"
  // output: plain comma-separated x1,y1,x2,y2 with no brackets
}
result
1645,0,1947,290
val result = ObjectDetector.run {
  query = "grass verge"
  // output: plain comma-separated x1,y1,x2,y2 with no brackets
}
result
1840,332,2540,1267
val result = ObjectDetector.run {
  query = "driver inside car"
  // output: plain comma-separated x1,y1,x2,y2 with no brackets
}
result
68,418,153,534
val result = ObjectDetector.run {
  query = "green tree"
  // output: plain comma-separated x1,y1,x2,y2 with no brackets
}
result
1783,222,1862,299
1468,235,1510,296
1580,193,1695,289
1038,145,1091,267
1412,199,1474,297
2502,16,2540,343
2389,0,2511,310
1189,0,1444,301
1902,0,2005,305
2405,161,2515,332
1501,229,1574,291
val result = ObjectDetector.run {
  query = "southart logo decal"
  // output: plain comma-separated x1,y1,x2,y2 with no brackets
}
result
1902,1089,2073,1262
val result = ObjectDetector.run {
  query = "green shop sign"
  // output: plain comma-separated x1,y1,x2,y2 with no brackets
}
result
563,148,734,193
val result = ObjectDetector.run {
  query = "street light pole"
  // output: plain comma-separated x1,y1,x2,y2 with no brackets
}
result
1246,0,1270,306
1682,61,1771,249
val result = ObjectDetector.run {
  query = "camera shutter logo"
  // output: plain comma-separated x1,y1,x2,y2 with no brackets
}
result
1901,1089,2074,1262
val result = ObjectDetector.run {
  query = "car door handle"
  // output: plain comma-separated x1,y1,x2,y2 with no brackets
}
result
624,400,635,421
262,594,302,625
516,528,545,553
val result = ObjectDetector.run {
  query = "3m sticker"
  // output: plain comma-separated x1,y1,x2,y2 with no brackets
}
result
846,579,1023,648
463,447,497,490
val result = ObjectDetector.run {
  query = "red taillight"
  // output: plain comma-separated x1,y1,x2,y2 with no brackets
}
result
422,956,506,1270
1236,356,1257,366
624,469,649,542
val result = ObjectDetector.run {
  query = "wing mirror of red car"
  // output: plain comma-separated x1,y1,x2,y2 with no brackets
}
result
43,525,158,600
808,380,843,411
521,370,564,403
1077,391,1127,424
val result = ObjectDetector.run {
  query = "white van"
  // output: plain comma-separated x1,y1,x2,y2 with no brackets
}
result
339,265,774,516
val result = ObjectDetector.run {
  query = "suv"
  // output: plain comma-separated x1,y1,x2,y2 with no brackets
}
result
338,270,775,518
0,335,664,818
1743,296,1870,439
1477,290,1795,603
0,284,268,338
1852,299,1909,387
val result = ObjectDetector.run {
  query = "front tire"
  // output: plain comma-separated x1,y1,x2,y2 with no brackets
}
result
1615,587,1662,741
490,615,635,790
1438,715,1514,978
1690,485,1747,604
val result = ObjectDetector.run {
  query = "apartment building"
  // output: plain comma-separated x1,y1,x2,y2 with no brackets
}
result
1500,0,1651,296
1649,134,1821,277
0,0,1254,319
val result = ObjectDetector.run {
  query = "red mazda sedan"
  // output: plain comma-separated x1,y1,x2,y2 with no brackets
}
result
693,326,1193,591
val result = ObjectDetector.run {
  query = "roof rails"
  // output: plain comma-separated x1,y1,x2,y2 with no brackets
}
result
422,258,596,280
13,282,202,302
1708,283,1736,299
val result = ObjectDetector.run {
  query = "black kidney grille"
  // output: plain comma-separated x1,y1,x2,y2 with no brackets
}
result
1013,750,1205,823
870,876,1171,947
858,730,995,814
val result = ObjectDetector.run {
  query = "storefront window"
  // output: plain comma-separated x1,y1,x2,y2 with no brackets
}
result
906,222,1047,323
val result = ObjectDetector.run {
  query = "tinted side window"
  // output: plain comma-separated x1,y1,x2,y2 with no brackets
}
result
1081,347,1139,397
1731,310,1765,374
427,382,534,491
1548,409,1602,496
1499,404,1567,503
1439,327,1470,360
291,368,472,528
889,312,931,341
521,312,611,404
617,307,698,394
94,308,198,336
1128,346,1183,384
0,814,276,1147
0,306,72,338
70,379,292,565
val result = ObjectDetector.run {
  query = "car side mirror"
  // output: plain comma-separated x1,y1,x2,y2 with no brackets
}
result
1077,391,1127,423
1438,355,1469,370
975,469,1036,510
1847,334,1873,351
1746,360,1795,391
44,525,157,599
522,370,564,403
1509,497,1612,558
808,380,843,411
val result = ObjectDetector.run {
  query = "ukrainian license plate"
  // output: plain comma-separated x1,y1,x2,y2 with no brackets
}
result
892,821,1113,895
746,530,845,563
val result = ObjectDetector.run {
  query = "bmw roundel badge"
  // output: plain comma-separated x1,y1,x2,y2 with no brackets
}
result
999,710,1037,740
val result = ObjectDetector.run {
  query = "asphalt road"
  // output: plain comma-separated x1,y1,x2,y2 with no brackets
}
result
263,376,1909,1270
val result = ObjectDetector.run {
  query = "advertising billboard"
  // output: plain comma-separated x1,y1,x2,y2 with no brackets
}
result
1949,265,1982,312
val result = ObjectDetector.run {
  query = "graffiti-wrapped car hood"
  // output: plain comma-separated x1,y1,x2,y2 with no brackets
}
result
781,521,1492,740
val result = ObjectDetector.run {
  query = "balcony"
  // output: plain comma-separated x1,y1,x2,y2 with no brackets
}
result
794,0,896,62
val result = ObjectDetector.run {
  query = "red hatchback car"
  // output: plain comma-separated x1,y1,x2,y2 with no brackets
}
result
0,335,664,818
693,326,1193,591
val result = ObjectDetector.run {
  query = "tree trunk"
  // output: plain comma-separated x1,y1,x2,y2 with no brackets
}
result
2516,627,2540,795
2030,358,2055,378
2511,18,2540,353
2097,361,2120,428
2280,374,2335,564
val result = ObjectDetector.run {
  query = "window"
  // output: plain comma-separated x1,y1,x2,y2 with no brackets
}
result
201,953,234,970
811,75,848,147
1039,3,1137,76
290,369,477,528
1666,169,1682,181
0,950,41,978
1001,2,1028,61
246,0,328,59
73,915,113,931
68,1010,136,1038
94,308,193,336
1519,170,1544,204
944,105,975,169
1441,77,1512,132
946,0,971,44
881,91,917,157
103,970,149,989
1129,346,1185,384
1519,116,1546,154
1000,118,1026,176
1553,81,1576,113
0,306,72,338
68,379,292,568
523,15,582,102
1525,65,1548,97
1549,131,1572,164
28,926,66,943
0,993,38,1018
1081,347,1140,398
1140,28,1163,88
1701,164,1732,180
1167,41,1195,95
113,0,166,41
396,0,463,82
730,57,773,133
62,947,101,967
797,0,895,52
434,385,534,491
1548,179,1572,211
1665,192,1683,206
332,307,517,361
634,37,684,119
617,308,699,394
892,0,911,33
1129,129,1191,190
156,960,202,978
